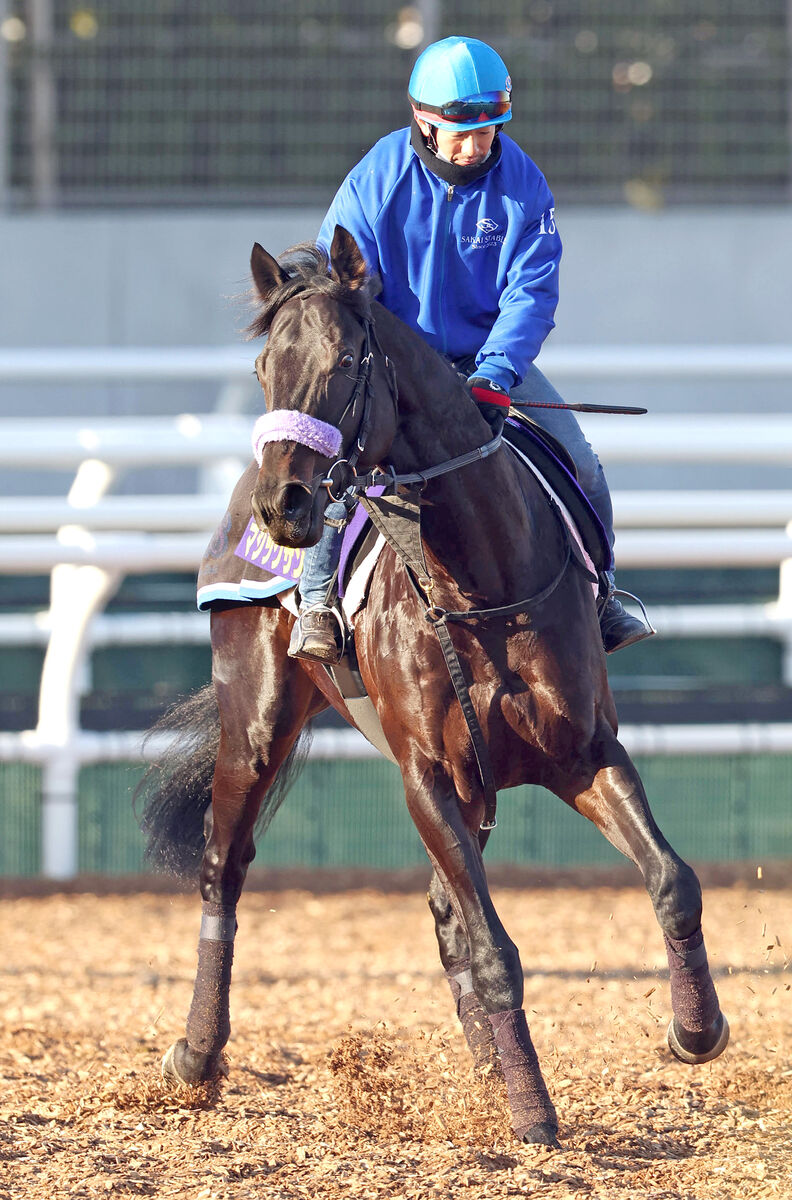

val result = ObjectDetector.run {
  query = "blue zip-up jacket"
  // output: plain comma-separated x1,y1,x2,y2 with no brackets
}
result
317,126,561,391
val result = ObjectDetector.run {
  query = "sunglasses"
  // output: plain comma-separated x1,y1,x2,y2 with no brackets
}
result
416,92,511,124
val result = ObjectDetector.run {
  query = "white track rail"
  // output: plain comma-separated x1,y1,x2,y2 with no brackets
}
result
2,724,792,767
2,342,792,382
2,412,792,469
4,489,792,534
2,602,791,649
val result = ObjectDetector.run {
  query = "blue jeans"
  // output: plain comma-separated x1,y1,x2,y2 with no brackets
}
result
299,363,616,608
299,499,348,608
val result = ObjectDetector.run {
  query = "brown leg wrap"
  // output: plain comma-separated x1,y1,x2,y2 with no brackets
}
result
185,902,236,1057
664,927,720,1033
446,964,500,1073
488,1008,558,1140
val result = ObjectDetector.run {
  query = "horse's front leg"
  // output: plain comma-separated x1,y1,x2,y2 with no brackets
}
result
427,837,500,1074
164,605,324,1086
557,728,728,1065
406,754,558,1146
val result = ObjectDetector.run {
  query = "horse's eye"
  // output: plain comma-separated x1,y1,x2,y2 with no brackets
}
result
339,353,354,370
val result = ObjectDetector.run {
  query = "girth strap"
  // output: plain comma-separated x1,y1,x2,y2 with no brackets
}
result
426,535,575,625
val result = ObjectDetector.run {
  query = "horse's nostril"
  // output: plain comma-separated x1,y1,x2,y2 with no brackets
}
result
280,483,311,520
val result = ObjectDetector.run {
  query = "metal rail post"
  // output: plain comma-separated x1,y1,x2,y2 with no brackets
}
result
0,0,11,211
28,0,57,209
37,458,120,879
37,562,120,877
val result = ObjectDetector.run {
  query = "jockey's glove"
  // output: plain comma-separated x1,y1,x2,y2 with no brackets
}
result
467,376,510,436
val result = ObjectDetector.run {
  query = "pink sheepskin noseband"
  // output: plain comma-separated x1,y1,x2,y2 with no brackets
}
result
252,410,343,466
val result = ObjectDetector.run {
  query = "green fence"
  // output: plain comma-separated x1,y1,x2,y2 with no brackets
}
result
6,1,790,207
0,763,42,876
1,754,790,878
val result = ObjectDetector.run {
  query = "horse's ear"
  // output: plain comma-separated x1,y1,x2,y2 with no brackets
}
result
250,243,287,302
329,226,369,290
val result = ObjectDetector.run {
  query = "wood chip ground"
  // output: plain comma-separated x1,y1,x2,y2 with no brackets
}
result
1,881,789,1199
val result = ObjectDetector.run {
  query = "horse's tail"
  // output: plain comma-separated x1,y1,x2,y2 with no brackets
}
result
134,684,312,879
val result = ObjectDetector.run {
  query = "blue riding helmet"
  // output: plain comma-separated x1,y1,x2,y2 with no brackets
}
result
408,36,512,132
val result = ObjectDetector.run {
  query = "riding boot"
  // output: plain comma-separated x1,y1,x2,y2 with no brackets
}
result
288,604,343,664
599,592,654,654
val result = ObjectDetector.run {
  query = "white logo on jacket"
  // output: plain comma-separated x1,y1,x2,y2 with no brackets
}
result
463,216,505,249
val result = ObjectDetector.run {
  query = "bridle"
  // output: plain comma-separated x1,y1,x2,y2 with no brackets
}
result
322,312,399,501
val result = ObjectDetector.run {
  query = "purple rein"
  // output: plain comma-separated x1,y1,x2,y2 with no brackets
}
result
252,410,343,466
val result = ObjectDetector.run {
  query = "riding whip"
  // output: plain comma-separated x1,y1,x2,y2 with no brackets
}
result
514,401,647,415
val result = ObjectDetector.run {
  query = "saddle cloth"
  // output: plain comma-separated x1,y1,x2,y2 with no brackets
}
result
196,460,385,617
196,421,609,614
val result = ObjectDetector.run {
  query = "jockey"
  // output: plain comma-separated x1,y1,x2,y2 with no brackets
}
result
288,35,652,664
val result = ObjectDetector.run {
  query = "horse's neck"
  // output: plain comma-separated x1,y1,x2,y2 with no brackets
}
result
373,305,557,608
373,305,476,464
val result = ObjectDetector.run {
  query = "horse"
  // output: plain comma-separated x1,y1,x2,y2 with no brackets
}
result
139,227,728,1148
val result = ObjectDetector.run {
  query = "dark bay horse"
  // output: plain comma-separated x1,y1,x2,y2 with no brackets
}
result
141,228,728,1148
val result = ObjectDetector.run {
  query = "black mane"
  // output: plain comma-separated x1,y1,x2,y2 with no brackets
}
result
248,242,375,338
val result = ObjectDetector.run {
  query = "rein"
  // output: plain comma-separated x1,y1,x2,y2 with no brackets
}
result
325,429,504,494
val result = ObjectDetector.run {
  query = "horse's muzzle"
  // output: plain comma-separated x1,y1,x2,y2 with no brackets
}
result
251,480,326,548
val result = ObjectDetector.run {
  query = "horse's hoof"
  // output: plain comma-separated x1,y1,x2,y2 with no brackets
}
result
667,1011,729,1064
161,1037,226,1086
517,1122,561,1148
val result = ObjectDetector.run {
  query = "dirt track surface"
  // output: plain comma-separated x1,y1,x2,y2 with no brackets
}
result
2,882,790,1199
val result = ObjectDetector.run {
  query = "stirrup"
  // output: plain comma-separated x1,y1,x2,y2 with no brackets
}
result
600,587,655,654
613,587,655,633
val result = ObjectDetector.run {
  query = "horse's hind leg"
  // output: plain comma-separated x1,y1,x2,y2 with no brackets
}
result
558,729,728,1064
427,840,500,1073
164,603,325,1086
407,758,558,1145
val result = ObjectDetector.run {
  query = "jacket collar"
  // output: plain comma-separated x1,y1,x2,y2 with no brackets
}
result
409,119,502,187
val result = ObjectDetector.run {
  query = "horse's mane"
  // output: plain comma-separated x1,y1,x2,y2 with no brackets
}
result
248,242,376,338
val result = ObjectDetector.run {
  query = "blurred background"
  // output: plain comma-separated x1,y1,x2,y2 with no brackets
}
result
0,1,790,881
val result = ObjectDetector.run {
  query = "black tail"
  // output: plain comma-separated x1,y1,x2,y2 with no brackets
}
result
134,684,312,879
